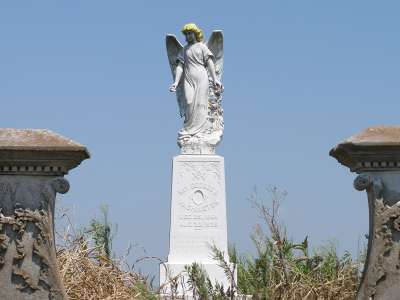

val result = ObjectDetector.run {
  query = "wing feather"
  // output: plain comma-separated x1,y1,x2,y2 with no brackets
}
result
206,31,224,80
166,34,183,78
166,35,185,117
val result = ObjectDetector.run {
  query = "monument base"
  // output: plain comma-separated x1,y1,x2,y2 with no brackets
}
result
159,262,235,296
160,154,236,296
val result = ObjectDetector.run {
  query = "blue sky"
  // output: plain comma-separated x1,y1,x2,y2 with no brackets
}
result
1,1,399,278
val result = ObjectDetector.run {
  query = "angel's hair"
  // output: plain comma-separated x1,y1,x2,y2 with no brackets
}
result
181,23,203,42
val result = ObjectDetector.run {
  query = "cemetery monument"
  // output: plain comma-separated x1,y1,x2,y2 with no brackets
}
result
160,23,235,294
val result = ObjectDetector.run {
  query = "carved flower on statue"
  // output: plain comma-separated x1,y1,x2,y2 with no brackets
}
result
393,216,400,232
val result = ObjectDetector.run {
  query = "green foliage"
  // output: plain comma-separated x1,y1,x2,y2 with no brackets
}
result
163,187,361,299
184,262,232,300
230,187,361,299
88,204,117,258
211,244,237,293
66,188,361,299
185,262,211,299
132,280,157,300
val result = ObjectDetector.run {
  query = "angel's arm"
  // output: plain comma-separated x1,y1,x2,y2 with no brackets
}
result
206,59,221,87
169,62,183,92
206,59,217,82
173,62,183,85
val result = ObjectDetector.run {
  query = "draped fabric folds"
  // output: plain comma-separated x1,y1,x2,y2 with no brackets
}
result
177,43,214,139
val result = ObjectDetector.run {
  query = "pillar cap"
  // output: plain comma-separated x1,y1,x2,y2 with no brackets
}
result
330,126,400,172
0,128,90,175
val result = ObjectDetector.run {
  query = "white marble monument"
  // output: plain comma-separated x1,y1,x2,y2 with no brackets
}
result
160,23,234,296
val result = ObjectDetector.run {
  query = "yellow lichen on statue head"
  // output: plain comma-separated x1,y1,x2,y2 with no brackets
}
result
181,23,204,42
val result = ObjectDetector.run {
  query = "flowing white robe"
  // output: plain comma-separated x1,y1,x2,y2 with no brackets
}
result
177,42,214,138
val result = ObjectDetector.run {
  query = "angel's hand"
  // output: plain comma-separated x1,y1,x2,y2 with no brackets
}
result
169,83,177,92
213,80,224,93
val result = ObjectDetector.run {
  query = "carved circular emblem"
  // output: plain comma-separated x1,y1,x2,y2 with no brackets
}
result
192,190,205,206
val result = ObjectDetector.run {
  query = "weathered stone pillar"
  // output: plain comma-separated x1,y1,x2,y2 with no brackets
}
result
330,126,400,300
0,129,89,300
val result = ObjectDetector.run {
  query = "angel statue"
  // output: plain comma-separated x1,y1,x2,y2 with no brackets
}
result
166,23,224,154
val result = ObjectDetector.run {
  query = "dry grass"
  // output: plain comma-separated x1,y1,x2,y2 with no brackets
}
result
261,260,359,300
54,190,361,300
55,230,359,300
57,238,146,300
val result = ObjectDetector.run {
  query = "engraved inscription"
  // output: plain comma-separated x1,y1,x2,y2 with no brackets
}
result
169,157,229,266
177,183,218,197
178,201,219,213
171,233,223,256
178,214,218,230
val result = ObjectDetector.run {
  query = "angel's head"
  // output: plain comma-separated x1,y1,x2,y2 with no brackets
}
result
181,23,203,43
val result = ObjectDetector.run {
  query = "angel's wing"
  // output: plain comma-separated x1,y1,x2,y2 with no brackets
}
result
206,31,224,81
166,34,183,77
166,34,185,117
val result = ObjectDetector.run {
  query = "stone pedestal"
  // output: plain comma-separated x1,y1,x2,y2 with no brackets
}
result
0,129,89,300
160,155,234,295
330,126,400,300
